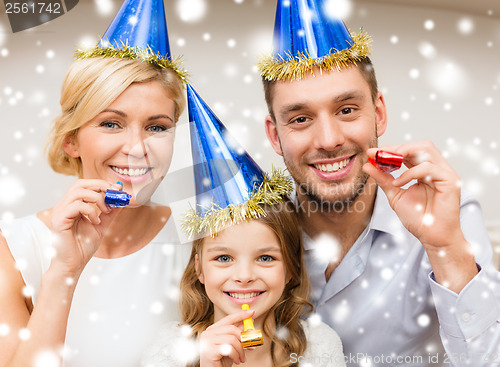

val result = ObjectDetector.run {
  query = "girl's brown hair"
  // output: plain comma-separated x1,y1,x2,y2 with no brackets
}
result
180,197,311,367
45,57,186,177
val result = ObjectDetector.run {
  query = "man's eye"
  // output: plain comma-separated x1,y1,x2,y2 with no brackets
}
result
215,255,232,263
291,116,309,124
339,107,354,115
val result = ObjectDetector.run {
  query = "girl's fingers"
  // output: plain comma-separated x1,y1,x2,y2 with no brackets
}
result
212,309,255,327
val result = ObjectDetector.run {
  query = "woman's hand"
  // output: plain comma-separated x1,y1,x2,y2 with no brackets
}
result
50,179,123,278
199,309,254,367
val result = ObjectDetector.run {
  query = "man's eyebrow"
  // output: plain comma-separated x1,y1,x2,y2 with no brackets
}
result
334,91,366,103
278,103,308,119
278,90,366,118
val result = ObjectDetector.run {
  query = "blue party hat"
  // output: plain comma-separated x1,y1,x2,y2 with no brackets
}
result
75,0,186,82
183,84,292,237
259,0,371,81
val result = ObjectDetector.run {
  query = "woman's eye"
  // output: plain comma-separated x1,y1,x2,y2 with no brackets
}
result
147,125,168,133
258,255,274,262
99,121,119,129
216,255,232,263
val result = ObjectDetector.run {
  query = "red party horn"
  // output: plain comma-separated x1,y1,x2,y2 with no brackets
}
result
368,150,404,173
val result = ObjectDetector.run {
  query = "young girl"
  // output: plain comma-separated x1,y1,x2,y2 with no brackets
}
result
142,198,346,367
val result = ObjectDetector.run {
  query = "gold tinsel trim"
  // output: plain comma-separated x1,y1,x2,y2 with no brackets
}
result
182,168,293,238
74,43,188,84
258,30,372,81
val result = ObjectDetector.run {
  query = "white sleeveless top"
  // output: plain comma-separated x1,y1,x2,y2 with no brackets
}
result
0,214,191,367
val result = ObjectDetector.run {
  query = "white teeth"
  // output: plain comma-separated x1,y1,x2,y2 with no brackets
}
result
314,158,350,173
228,292,261,299
112,167,148,177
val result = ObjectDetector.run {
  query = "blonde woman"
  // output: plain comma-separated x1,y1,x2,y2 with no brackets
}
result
0,56,189,367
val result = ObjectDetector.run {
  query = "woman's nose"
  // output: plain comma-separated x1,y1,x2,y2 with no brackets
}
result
121,129,149,158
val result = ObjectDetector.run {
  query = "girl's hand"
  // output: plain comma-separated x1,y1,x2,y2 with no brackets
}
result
50,179,123,277
199,309,255,367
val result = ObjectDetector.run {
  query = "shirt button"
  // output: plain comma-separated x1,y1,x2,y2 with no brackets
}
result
462,313,471,322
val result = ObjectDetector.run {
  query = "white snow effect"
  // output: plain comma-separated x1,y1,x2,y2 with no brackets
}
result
276,326,290,340
422,213,434,226
324,0,353,20
380,267,394,280
417,313,431,327
46,50,55,59
401,111,410,120
177,0,207,23
150,301,164,314
409,68,420,79
202,33,211,41
78,35,98,50
464,179,482,196
418,42,436,59
0,323,10,336
333,299,350,324
0,175,26,206
457,17,474,35
307,313,322,327
18,328,31,341
35,350,59,367
1,48,8,57
424,19,435,31
220,344,232,356
227,39,237,48
176,38,186,47
22,285,34,298
224,63,238,78
95,0,114,16
390,35,399,44
312,233,341,264
426,58,468,98
128,15,138,26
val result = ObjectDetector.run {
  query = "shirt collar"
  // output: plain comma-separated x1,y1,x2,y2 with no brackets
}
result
297,185,407,251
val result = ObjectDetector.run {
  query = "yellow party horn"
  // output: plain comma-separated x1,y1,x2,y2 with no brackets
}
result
240,303,263,348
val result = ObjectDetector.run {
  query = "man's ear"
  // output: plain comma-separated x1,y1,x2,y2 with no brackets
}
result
195,254,204,284
374,92,388,138
63,134,80,158
265,115,283,156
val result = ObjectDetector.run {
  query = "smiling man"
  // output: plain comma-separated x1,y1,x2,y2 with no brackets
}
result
259,1,500,366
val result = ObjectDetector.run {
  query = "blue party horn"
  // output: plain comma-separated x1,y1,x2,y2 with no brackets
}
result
105,189,131,207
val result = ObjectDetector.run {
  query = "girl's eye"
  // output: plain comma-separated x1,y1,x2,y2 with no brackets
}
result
99,121,119,129
258,255,274,262
147,125,168,133
215,255,232,263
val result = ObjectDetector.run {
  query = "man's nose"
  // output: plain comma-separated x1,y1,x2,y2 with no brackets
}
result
313,115,345,151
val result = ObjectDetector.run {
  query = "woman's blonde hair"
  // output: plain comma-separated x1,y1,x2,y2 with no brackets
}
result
45,57,186,177
180,197,311,367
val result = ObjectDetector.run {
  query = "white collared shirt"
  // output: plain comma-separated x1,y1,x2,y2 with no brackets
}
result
302,187,500,367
